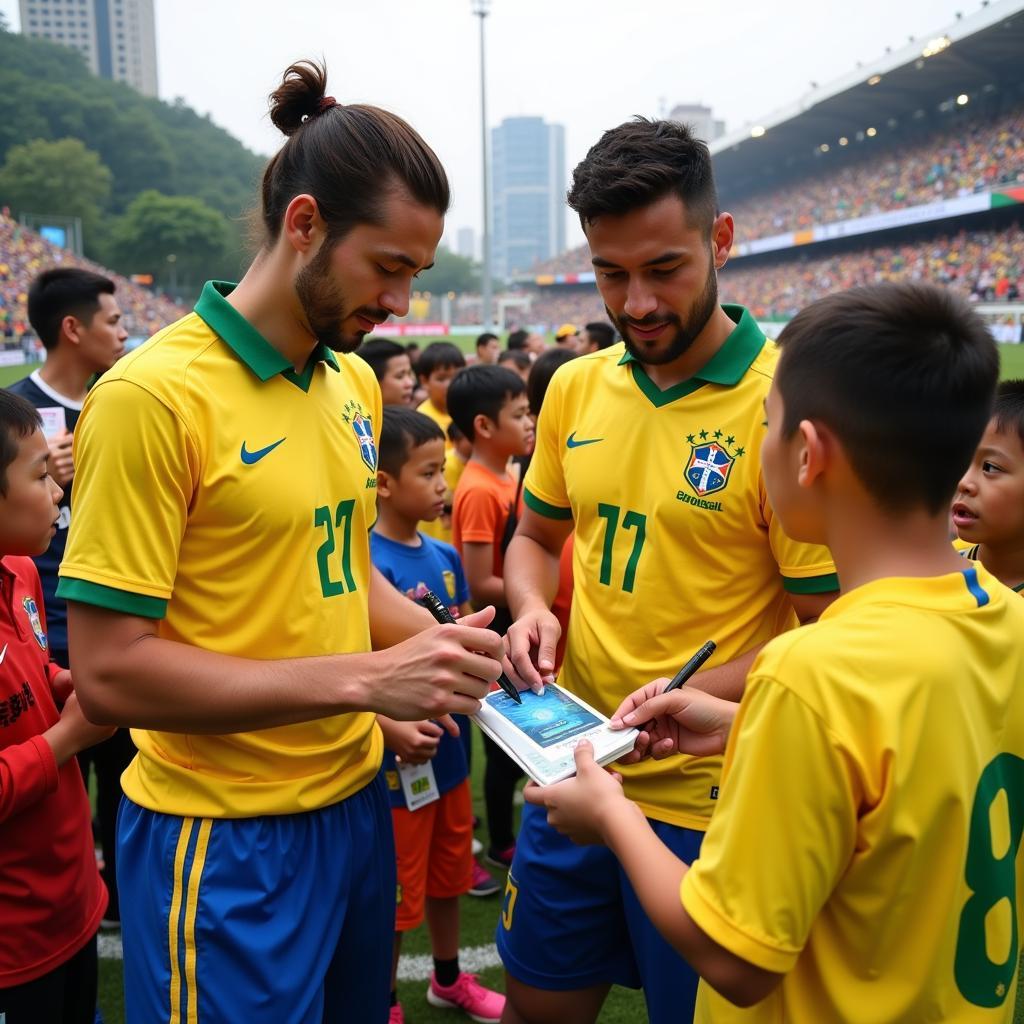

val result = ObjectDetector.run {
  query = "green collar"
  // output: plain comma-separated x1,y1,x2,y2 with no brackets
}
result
194,281,340,390
617,304,766,408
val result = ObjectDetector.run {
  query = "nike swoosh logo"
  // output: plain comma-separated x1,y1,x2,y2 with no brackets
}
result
240,438,286,464
0,643,6,665
566,431,604,449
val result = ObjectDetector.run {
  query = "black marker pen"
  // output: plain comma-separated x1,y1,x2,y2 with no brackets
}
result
419,590,523,705
664,641,717,692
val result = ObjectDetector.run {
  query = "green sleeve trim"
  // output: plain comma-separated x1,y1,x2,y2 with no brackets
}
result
56,577,168,619
782,572,839,595
523,488,573,521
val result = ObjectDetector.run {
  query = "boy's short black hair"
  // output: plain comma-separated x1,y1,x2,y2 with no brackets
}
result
528,348,576,417
993,379,1024,444
28,267,116,352
0,390,43,496
775,282,998,515
506,329,529,352
447,419,466,443
584,321,617,349
476,332,499,350
378,406,445,477
416,341,466,380
354,337,407,381
447,365,527,442
567,117,718,237
497,349,531,372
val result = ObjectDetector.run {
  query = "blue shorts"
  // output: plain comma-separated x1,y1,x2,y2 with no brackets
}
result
117,774,395,1024
496,802,704,1024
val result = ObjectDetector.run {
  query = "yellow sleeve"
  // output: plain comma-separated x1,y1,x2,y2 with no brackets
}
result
680,673,858,973
522,374,571,519
761,478,838,594
57,379,198,618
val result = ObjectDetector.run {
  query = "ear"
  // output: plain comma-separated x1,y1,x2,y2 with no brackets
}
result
282,194,325,258
61,314,83,347
473,412,494,440
796,419,829,488
376,469,394,498
711,213,735,270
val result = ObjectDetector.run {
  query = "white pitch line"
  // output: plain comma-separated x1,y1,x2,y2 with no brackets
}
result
99,934,502,982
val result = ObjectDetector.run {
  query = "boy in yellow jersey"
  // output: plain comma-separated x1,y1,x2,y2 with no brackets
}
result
56,61,504,1024
953,379,1024,594
528,282,1024,1023
499,117,837,1024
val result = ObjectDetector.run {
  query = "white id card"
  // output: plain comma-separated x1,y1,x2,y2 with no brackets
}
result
398,760,440,811
38,406,67,440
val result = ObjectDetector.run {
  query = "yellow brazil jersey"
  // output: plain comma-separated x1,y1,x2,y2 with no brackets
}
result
418,397,454,544
956,540,1024,594
57,281,383,818
683,565,1024,1023
524,305,835,829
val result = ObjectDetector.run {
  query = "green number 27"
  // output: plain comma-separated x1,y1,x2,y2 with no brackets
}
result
954,752,1024,1007
597,503,647,593
314,499,357,597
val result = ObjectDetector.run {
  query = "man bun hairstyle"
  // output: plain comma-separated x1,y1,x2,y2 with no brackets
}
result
260,60,450,246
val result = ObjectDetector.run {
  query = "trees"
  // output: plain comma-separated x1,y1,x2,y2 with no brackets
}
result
106,191,237,296
416,247,482,295
0,137,112,244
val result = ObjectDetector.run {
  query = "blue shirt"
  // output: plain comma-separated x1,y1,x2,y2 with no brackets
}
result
6,372,82,655
370,531,471,808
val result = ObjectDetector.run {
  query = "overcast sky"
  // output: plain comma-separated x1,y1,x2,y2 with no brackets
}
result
1,0,978,251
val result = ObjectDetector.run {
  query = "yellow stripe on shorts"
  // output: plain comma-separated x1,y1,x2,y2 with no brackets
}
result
183,819,213,1024
168,818,195,1024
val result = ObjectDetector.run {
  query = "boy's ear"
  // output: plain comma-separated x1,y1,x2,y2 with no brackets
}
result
473,412,495,440
376,468,395,498
796,419,829,489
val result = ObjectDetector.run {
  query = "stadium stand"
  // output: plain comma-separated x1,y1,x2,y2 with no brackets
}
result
0,210,185,348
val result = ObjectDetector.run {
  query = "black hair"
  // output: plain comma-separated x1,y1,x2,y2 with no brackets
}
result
506,329,529,351
354,337,407,381
993,379,1024,444
497,349,531,372
775,282,998,515
378,406,445,476
528,348,576,417
27,267,116,352
447,365,527,442
447,419,466,443
416,341,465,380
568,117,718,236
0,390,43,496
584,321,617,350
260,60,449,246
476,332,500,350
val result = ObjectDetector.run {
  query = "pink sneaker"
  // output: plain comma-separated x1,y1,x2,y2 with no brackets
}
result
388,1002,404,1024
468,862,501,897
426,972,505,1023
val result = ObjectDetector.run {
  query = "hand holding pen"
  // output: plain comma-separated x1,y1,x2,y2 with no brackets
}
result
419,591,523,705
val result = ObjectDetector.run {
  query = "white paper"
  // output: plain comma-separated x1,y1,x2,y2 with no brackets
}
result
38,406,67,440
398,759,440,811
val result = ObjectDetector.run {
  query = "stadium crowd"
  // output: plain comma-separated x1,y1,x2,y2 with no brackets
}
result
0,211,185,347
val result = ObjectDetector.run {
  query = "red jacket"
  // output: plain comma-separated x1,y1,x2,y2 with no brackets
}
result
0,556,106,986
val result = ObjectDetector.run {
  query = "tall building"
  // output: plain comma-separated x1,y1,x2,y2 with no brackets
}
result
19,0,159,97
456,226,476,262
491,116,566,281
668,104,725,143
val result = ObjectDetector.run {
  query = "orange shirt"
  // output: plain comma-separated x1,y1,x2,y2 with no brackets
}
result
452,461,516,578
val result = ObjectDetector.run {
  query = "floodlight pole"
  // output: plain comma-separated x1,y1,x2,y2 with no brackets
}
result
472,0,493,331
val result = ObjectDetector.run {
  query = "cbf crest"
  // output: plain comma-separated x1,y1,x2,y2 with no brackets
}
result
683,429,745,498
22,596,47,651
342,399,377,472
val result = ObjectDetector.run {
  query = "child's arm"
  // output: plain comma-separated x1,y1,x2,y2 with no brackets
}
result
461,541,507,607
525,742,783,1007
0,692,114,821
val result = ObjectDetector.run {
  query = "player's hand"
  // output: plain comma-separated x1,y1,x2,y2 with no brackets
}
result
378,717,449,765
524,741,626,845
611,685,737,761
47,430,75,488
44,692,116,766
505,605,561,693
50,668,74,704
371,606,503,720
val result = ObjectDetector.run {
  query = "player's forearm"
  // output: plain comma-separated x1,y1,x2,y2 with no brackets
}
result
468,573,506,608
71,631,380,733
368,565,436,649
504,533,560,617
687,645,762,701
